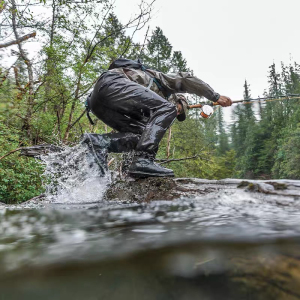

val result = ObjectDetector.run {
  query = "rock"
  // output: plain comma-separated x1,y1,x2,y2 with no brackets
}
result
104,177,181,202
103,177,300,203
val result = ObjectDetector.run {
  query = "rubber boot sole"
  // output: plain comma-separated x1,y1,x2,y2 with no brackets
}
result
128,170,175,178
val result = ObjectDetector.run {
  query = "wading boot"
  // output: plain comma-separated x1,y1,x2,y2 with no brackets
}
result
128,153,174,178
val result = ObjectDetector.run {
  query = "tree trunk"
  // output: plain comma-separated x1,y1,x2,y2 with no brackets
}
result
11,0,35,140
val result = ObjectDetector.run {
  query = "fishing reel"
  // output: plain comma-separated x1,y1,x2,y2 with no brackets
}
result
200,105,214,119
187,103,215,119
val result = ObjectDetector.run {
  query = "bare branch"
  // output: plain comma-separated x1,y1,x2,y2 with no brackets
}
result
23,194,46,203
119,2,146,58
11,0,35,138
156,154,211,165
167,127,172,159
0,148,22,161
86,1,115,57
139,25,150,57
0,31,36,48
69,109,86,129
13,65,20,87
87,0,154,62
108,158,115,167
156,143,213,165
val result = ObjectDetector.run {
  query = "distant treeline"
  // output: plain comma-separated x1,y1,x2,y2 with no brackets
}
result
229,62,300,180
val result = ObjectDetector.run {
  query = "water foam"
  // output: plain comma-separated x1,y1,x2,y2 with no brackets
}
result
41,144,110,204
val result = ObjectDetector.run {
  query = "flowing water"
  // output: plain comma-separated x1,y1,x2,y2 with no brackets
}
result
1,146,300,300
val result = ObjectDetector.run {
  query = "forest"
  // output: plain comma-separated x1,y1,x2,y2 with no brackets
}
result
1,0,300,203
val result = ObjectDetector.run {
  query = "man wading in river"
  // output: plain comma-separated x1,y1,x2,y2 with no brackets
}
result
85,58,232,178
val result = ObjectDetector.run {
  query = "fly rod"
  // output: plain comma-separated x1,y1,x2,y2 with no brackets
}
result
187,94,300,119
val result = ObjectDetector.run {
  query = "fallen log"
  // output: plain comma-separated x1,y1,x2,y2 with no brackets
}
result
20,144,63,158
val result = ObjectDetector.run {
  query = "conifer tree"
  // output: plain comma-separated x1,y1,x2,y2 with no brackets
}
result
268,63,282,97
216,108,229,154
171,51,189,72
243,80,255,120
142,27,172,73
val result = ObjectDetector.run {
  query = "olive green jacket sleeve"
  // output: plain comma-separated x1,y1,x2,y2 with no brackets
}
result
109,67,220,102
150,70,220,102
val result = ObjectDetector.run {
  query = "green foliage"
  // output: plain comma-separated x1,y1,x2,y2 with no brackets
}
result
272,125,300,179
0,120,44,204
232,62,300,179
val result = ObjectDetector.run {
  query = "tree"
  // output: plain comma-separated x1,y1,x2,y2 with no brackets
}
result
268,62,282,97
171,51,190,72
216,107,229,154
142,27,172,73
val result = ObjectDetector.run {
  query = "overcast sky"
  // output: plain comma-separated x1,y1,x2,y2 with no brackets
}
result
114,0,300,101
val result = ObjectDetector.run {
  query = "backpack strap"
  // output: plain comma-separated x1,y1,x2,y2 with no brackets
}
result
147,77,154,89
85,96,95,126
141,65,170,98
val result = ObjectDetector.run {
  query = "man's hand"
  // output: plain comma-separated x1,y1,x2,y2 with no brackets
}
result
176,103,183,115
217,95,232,107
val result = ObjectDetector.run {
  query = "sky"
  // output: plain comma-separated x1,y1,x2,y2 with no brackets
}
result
114,0,300,102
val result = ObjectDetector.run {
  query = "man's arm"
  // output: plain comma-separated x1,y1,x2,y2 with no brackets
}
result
152,71,232,107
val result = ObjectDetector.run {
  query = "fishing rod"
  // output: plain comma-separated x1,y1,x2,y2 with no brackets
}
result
188,94,300,119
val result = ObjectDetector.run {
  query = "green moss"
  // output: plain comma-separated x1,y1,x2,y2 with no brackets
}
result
237,181,250,188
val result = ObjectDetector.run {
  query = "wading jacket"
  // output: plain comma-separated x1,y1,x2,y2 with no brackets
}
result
109,67,220,108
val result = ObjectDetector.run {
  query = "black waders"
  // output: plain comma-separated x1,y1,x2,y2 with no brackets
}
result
86,71,177,178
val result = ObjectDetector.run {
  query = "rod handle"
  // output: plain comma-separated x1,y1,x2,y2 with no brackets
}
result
187,104,203,109
188,102,219,109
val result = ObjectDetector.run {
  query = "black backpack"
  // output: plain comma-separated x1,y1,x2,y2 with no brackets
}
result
108,58,145,70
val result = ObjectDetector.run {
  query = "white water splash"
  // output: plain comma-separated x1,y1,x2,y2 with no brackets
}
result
41,144,110,204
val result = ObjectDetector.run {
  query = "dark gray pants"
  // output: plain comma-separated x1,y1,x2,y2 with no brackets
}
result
88,71,177,156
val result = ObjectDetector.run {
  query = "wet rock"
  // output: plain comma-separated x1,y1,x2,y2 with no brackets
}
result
104,178,300,203
240,182,275,193
104,177,180,202
267,182,288,190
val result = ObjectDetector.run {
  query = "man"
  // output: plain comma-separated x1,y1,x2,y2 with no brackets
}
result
86,58,232,178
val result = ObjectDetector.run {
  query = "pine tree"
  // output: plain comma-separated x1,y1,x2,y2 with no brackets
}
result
243,79,251,100
243,79,255,120
216,108,229,154
171,51,189,72
268,63,282,97
142,27,172,73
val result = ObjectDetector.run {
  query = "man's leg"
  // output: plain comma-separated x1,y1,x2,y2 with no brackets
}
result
81,132,141,154
89,72,177,177
90,72,177,156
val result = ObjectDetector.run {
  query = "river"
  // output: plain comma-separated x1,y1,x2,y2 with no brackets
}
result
1,145,300,299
